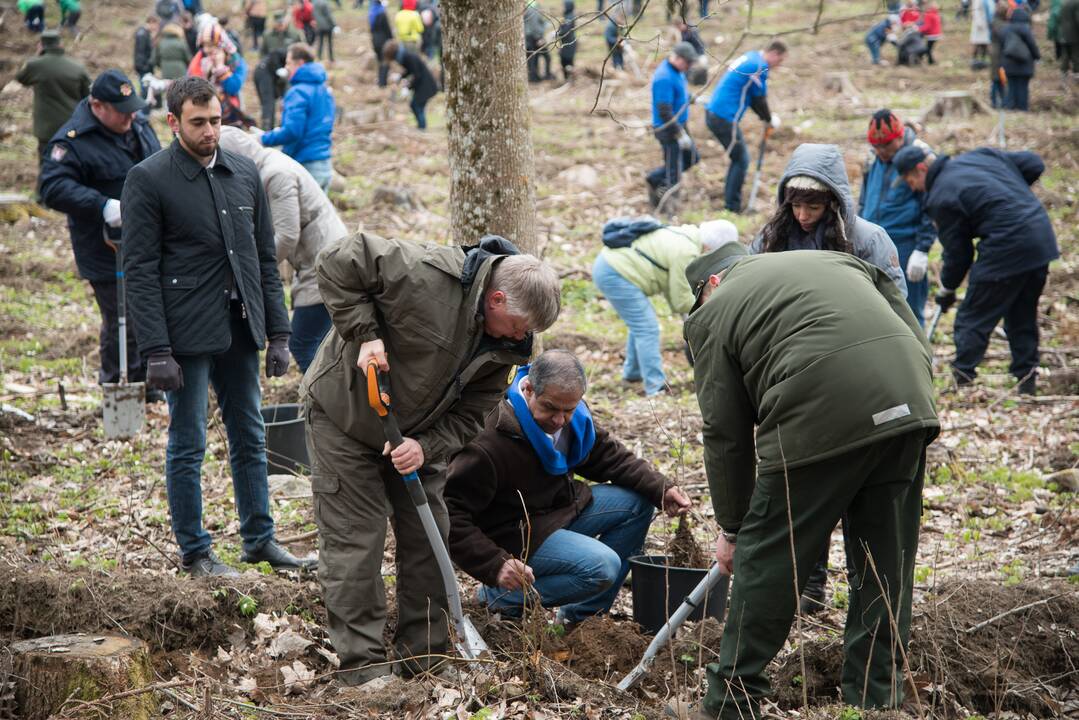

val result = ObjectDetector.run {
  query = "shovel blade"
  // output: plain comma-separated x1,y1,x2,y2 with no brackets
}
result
455,615,489,661
102,382,146,439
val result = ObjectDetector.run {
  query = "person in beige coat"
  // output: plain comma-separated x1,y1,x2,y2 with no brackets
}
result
218,125,347,371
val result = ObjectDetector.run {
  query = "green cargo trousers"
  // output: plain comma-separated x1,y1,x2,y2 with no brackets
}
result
704,430,929,719
306,401,450,685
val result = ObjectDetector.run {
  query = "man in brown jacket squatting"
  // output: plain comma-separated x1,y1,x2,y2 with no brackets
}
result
302,234,561,688
446,349,692,626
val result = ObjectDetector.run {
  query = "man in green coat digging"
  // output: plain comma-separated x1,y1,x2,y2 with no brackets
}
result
668,245,940,720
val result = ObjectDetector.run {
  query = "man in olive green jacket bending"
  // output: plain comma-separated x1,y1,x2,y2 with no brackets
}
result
301,233,561,687
669,245,939,720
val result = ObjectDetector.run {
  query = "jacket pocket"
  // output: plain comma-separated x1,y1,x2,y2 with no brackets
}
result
161,275,198,290
311,473,350,536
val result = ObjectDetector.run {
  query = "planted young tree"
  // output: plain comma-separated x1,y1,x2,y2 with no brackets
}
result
441,0,538,255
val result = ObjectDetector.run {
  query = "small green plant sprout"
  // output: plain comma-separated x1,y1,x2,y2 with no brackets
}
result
837,708,863,720
914,565,933,584
237,594,258,617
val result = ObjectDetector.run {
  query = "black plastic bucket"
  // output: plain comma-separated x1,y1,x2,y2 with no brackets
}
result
628,555,728,635
262,404,309,475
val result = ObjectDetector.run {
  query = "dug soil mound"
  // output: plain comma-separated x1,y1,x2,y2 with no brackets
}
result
772,580,1079,717
564,615,650,681
0,564,325,652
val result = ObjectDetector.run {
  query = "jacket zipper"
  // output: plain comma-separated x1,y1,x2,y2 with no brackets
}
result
241,302,247,319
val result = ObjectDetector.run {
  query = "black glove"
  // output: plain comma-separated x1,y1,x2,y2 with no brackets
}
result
936,288,957,313
146,352,183,391
265,335,290,378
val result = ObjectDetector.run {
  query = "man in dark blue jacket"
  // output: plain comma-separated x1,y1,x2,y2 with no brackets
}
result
646,41,699,208
260,43,335,191
897,145,1059,394
39,69,161,390
859,109,936,325
123,77,312,577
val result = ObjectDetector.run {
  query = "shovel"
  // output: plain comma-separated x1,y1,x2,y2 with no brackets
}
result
365,360,489,662
102,239,145,440
745,126,773,214
996,68,1007,149
617,563,727,691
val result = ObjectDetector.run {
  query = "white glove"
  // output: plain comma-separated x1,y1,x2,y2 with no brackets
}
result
103,199,122,228
906,250,929,283
275,67,289,79
332,25,341,34
676,130,692,150
693,94,711,105
769,113,781,129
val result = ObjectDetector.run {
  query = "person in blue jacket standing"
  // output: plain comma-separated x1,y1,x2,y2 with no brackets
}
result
705,40,787,213
645,41,699,208
260,43,336,191
858,109,936,325
865,15,897,64
896,145,1059,395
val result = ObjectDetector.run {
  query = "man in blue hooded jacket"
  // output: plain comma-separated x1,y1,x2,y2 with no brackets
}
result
859,109,936,325
646,41,699,208
260,42,335,191
897,145,1059,394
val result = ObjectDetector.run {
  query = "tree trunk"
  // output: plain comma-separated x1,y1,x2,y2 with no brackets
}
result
441,0,538,255
11,634,158,720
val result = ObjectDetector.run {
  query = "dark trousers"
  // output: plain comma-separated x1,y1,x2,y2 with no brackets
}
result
289,302,332,373
254,62,279,128
704,431,928,719
89,279,145,385
247,16,266,51
990,77,1006,108
302,22,316,44
1062,43,1079,73
377,61,390,87
926,39,937,64
607,40,624,69
317,29,334,61
645,133,699,193
307,402,450,683
706,111,750,212
953,265,1048,382
526,38,551,81
1006,74,1030,110
25,4,44,31
409,95,428,129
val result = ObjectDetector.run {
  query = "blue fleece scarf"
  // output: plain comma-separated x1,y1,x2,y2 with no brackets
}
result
507,365,595,476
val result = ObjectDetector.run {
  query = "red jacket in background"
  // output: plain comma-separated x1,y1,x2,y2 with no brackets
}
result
900,7,921,24
919,8,943,38
292,0,313,29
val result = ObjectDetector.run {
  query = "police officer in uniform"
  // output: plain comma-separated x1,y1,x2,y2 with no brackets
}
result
39,69,162,394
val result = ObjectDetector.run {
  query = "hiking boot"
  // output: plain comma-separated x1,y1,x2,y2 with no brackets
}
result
951,367,975,388
182,551,240,577
647,182,661,208
241,540,317,571
799,560,828,615
145,389,166,404
664,700,716,720
1017,374,1037,396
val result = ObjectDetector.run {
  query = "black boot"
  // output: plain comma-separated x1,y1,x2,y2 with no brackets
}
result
800,559,828,615
1017,373,1037,396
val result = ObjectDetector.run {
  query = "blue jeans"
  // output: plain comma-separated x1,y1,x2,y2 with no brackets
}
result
478,485,655,623
892,237,928,326
705,111,749,212
289,302,332,373
165,306,274,561
302,158,333,192
645,133,699,193
592,254,666,394
866,33,882,64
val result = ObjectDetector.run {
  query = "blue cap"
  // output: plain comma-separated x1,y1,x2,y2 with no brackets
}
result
890,144,928,187
91,69,147,114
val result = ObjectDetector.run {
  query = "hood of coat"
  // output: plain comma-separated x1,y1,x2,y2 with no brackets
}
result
217,125,275,171
460,235,521,290
291,62,327,85
1010,7,1031,25
777,143,856,225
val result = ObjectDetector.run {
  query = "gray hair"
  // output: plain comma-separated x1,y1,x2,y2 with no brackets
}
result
489,255,562,332
529,349,586,396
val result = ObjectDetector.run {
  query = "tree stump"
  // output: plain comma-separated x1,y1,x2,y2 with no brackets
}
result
822,72,862,104
921,91,989,122
11,634,158,720
0,193,35,225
